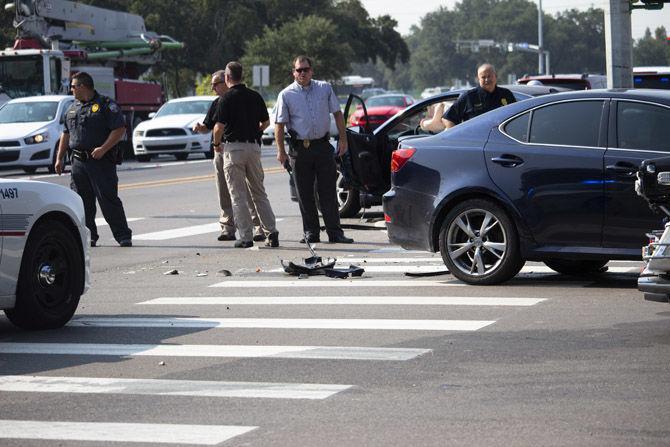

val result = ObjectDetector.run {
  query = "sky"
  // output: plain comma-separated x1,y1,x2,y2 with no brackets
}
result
360,0,670,40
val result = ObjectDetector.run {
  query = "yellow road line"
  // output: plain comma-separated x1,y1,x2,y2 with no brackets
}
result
119,166,285,191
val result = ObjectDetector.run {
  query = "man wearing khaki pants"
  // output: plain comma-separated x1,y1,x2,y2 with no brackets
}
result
211,61,279,248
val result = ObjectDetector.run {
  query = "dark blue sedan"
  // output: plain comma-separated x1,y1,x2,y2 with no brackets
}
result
383,89,670,285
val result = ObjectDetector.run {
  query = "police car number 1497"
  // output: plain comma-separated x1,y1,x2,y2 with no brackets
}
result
0,188,18,199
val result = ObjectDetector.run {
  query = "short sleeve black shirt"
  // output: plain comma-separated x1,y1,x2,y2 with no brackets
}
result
64,91,125,150
443,86,516,125
202,97,220,130
213,84,269,144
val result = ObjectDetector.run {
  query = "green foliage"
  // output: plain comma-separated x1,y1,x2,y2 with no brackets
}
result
634,27,669,66
195,74,213,96
242,15,353,90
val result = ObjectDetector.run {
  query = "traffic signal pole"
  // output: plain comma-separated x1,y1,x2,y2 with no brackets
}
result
605,0,633,88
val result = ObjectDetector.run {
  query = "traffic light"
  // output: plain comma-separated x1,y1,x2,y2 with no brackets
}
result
631,0,667,10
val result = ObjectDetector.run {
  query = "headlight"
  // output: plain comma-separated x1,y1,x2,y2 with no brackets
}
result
24,132,49,145
134,129,144,138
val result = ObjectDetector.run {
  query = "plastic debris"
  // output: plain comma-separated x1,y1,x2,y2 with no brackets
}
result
217,269,232,276
158,361,165,366
163,269,179,275
196,273,208,277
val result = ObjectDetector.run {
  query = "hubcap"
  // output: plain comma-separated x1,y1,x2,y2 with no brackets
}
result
447,208,507,277
38,263,56,286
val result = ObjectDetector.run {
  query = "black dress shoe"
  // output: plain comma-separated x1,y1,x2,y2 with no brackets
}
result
299,235,320,243
119,239,133,247
90,240,97,247
217,233,236,241
329,234,354,244
253,233,266,242
265,231,279,247
234,240,253,248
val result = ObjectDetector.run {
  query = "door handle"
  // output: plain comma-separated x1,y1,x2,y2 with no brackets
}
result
605,162,637,176
491,154,524,167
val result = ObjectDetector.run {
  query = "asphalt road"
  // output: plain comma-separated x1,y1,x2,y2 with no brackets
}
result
0,150,669,446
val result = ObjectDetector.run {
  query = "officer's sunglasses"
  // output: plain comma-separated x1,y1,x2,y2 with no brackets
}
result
294,67,311,74
70,83,82,89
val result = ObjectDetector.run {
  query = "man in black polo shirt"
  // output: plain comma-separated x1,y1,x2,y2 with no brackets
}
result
212,61,278,248
442,63,516,128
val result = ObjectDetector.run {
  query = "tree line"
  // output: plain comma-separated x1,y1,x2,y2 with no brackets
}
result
1,0,668,96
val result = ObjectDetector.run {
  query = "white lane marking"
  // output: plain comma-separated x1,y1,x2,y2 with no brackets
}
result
134,219,284,240
269,265,445,273
337,257,443,263
134,222,221,240
0,343,430,361
369,247,426,254
373,220,386,228
0,375,351,400
209,280,464,288
0,420,255,445
520,265,639,274
139,296,545,306
95,217,144,227
70,317,495,331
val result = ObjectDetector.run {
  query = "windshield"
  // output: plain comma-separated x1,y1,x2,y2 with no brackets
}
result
366,96,407,108
0,102,60,123
155,100,213,117
0,55,45,99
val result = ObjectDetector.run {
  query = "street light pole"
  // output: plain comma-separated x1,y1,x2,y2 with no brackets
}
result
538,0,544,74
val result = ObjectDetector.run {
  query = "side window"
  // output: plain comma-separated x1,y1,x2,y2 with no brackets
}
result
529,100,603,147
617,101,670,152
503,112,530,142
49,58,62,94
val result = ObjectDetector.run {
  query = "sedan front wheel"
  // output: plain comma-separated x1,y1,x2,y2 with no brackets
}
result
439,199,523,285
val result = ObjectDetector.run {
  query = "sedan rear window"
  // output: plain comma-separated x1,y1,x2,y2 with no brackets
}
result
617,101,670,152
503,112,530,142
529,101,603,147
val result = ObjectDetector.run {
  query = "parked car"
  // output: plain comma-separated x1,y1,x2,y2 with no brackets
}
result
382,89,670,285
0,95,74,174
132,96,217,162
420,86,452,99
348,94,415,130
361,88,387,99
517,73,607,90
0,179,90,329
338,84,565,217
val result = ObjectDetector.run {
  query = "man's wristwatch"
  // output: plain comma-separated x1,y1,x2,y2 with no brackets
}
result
212,142,221,147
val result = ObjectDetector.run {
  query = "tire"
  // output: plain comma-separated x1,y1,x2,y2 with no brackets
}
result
136,154,151,162
336,167,361,218
543,259,609,276
439,198,524,285
175,153,189,161
22,167,37,175
5,220,84,329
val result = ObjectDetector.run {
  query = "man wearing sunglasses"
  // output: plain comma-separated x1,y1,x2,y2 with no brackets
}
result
55,71,132,248
193,70,265,243
274,56,353,244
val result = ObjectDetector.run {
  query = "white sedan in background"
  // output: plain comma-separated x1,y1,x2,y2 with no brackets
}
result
132,96,217,162
0,179,90,330
0,95,74,174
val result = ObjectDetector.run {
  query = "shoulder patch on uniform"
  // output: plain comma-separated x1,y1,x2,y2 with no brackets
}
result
109,102,119,113
91,103,100,113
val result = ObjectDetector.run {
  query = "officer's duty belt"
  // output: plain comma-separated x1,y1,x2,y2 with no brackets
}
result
293,134,329,149
71,149,91,161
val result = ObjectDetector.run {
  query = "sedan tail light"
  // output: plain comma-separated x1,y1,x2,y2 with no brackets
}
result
391,147,416,173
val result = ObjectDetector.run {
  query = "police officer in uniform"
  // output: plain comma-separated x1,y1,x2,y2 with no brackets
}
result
275,55,353,244
441,63,516,129
55,72,132,247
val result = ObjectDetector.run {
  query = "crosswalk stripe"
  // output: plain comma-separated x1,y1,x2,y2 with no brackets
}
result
133,222,221,240
0,420,256,445
95,217,144,227
133,219,284,240
0,343,430,361
0,375,351,400
70,317,496,331
138,296,546,306
519,265,640,274
209,280,464,288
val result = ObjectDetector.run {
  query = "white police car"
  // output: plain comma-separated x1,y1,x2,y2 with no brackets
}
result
0,179,90,329
133,96,217,162
0,95,74,174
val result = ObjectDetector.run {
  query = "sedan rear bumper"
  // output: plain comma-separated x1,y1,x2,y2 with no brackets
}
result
383,188,435,252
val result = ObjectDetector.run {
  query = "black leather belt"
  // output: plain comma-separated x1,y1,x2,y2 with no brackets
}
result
293,134,329,149
224,140,260,144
